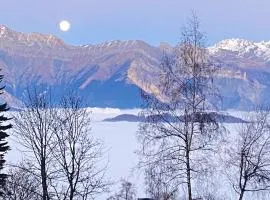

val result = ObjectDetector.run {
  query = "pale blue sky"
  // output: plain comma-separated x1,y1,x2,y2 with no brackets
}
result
1,0,270,46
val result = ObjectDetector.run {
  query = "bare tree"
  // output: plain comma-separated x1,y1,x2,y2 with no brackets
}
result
12,90,108,200
51,95,108,200
107,179,136,200
138,14,221,200
224,109,270,200
4,162,40,200
144,163,178,200
12,90,56,200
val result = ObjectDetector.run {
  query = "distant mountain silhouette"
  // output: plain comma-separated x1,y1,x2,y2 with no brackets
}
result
103,112,246,123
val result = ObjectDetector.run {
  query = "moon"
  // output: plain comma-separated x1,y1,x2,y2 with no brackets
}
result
59,20,71,32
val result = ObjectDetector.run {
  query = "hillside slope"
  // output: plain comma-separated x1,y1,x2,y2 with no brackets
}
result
0,26,269,109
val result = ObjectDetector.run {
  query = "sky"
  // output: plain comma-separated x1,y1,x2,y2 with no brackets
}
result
1,0,270,46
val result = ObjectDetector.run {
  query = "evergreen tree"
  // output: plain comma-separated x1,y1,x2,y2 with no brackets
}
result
0,74,12,196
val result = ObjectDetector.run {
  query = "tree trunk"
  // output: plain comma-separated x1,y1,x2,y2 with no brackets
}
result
186,151,192,200
239,180,247,200
239,190,245,200
185,107,192,200
41,157,49,200
70,186,74,200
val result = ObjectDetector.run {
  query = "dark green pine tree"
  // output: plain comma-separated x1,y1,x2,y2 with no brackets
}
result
0,74,12,196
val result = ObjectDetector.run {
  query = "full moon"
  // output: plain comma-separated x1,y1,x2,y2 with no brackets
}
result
59,20,71,32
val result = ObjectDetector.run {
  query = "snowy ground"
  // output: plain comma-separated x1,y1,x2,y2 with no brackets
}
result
7,108,145,199
6,108,270,199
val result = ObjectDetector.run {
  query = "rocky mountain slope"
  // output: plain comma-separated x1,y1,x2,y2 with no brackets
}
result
0,26,269,109
209,39,270,109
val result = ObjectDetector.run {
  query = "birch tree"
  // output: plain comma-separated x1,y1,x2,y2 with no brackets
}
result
138,14,221,200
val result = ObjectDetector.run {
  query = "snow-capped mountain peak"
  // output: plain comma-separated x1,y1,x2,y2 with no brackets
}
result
209,38,270,62
209,38,256,53
0,25,66,49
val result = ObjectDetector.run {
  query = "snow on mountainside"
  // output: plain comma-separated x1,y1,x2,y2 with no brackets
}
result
209,38,270,69
207,39,270,109
209,38,270,59
0,25,270,109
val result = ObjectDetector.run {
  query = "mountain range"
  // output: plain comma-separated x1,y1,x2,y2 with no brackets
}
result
0,25,270,109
